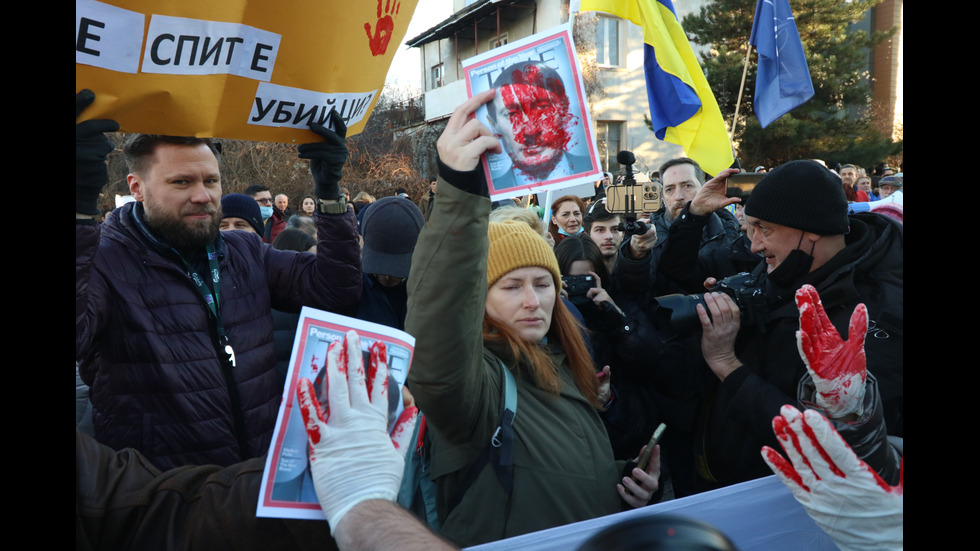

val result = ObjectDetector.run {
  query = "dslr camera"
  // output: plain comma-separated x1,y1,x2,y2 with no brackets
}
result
562,274,596,308
653,272,769,335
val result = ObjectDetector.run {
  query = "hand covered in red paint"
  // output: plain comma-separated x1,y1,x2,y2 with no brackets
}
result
762,405,903,551
296,330,418,534
795,284,867,418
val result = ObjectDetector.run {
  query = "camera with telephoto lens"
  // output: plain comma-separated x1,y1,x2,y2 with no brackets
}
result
562,274,596,308
653,271,770,335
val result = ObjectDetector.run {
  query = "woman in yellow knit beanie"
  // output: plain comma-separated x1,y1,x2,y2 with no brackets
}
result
403,91,661,547
483,219,580,394
487,220,560,288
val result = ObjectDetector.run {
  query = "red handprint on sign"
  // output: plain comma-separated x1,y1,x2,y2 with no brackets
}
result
365,0,400,56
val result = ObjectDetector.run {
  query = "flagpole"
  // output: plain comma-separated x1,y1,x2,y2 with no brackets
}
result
731,44,753,143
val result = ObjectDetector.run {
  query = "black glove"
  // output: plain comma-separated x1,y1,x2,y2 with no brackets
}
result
76,89,120,215
296,110,348,200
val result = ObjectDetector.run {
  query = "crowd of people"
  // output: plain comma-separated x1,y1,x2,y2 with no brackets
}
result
76,87,902,551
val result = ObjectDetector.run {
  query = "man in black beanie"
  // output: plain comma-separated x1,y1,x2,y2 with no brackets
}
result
220,193,266,235
661,160,903,494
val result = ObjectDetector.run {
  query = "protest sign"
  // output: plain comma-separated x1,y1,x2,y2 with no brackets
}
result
463,24,602,201
75,0,418,142
256,307,415,520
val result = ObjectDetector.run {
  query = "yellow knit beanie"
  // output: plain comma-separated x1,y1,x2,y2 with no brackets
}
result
487,220,561,289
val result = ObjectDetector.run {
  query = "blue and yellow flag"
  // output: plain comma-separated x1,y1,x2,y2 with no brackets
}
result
581,0,734,175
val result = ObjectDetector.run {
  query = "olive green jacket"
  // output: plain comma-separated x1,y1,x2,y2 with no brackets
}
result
405,177,624,547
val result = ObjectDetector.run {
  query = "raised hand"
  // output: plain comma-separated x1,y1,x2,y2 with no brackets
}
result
689,168,740,216
436,89,501,173
297,109,348,200
795,284,867,418
762,405,902,551
296,330,418,533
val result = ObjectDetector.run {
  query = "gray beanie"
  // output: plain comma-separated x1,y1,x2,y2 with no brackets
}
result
744,160,849,235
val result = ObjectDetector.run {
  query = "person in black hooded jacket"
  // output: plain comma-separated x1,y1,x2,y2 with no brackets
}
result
676,160,902,493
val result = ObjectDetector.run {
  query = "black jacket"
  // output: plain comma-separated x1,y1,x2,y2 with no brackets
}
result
77,202,361,470
694,212,903,491
615,206,742,299
659,203,760,292
76,429,335,551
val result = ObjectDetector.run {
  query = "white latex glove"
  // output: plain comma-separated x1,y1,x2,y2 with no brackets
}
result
762,405,903,551
795,284,867,418
296,330,418,534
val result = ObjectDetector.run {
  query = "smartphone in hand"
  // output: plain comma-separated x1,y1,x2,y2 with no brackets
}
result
634,423,666,477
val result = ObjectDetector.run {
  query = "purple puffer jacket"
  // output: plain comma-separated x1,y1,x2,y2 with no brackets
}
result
76,202,361,470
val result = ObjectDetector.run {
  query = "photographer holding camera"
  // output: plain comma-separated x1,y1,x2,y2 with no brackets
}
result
674,160,903,493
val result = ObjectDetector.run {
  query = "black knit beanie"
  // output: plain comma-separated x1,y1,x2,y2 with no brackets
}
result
743,160,849,235
220,193,265,235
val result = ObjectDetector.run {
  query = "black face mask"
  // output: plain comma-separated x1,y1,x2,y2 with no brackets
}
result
767,232,815,288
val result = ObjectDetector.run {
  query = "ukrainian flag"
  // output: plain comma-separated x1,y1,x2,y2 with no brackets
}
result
581,0,734,175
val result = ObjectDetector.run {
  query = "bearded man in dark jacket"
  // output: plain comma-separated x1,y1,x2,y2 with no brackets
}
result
614,157,742,299
75,90,361,470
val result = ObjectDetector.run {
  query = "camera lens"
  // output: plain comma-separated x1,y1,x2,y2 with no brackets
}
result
653,294,707,335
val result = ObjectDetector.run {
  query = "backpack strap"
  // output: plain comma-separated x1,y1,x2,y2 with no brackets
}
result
396,414,442,529
491,360,517,468
449,355,518,510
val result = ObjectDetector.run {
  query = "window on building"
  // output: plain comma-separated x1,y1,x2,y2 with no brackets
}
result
431,63,444,90
597,16,621,67
489,33,509,50
596,121,625,173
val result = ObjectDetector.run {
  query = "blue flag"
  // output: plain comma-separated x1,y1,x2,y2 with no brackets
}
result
749,0,814,128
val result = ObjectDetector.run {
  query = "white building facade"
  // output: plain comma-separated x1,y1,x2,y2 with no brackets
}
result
406,0,713,177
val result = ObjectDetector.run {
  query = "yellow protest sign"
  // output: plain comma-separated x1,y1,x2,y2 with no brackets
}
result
75,0,418,142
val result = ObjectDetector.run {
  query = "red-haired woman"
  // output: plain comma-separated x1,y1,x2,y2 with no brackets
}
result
405,91,660,548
